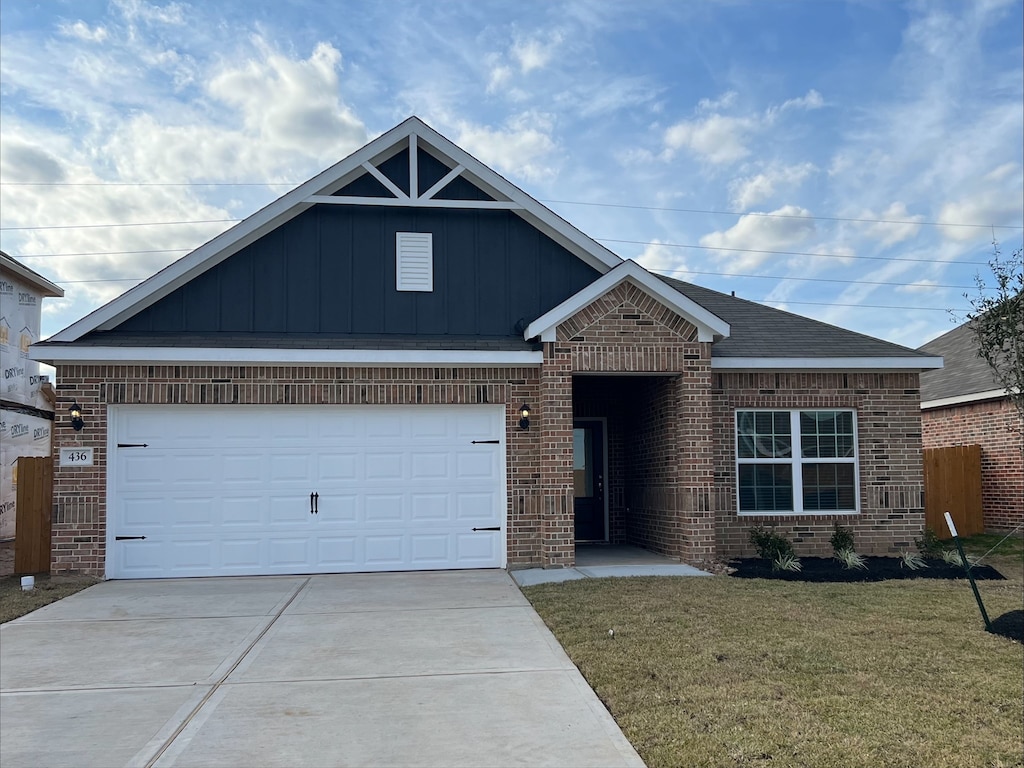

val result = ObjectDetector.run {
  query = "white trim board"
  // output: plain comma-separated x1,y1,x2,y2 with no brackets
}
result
47,117,623,344
711,356,943,371
920,389,1010,410
30,345,544,367
525,260,730,343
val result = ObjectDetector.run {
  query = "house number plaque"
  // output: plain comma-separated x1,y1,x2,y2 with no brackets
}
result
59,447,94,467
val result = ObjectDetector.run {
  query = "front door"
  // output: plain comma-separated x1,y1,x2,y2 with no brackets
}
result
573,419,606,541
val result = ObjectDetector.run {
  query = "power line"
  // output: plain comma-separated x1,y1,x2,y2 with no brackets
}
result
53,274,969,311
0,218,237,231
2,182,1021,230
14,248,192,258
655,267,978,290
547,199,1024,230
595,238,992,266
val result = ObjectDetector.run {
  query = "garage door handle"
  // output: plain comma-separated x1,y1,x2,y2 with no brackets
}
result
472,526,501,532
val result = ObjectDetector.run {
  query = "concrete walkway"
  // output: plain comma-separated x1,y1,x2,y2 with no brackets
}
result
0,571,644,768
512,545,713,586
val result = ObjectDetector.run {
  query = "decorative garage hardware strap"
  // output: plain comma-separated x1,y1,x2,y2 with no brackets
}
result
310,492,319,515
115,535,147,540
472,527,501,532
471,440,500,444
117,443,149,447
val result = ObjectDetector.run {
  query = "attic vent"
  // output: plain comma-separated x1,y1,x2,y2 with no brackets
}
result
396,232,433,292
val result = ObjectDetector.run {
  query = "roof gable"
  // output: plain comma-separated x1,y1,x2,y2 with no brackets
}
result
526,260,730,343
47,117,622,343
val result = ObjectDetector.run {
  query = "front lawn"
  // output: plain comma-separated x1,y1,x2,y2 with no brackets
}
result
523,563,1023,768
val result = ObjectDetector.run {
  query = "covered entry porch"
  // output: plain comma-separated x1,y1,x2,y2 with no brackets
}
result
569,374,715,565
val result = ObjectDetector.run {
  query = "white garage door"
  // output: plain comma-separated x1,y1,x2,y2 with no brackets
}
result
107,405,506,579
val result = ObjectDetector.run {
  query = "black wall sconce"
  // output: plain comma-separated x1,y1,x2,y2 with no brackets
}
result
69,402,84,431
519,404,531,430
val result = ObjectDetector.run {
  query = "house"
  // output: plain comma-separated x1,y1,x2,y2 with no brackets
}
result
30,117,942,579
1,251,63,541
918,321,1023,533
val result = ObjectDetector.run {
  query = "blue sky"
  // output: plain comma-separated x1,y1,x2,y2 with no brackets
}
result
1,0,1021,348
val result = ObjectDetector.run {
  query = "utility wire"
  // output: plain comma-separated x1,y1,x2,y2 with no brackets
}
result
0,219,237,231
2,182,1021,230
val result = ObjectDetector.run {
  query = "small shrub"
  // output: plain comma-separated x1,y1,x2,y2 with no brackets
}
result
940,549,979,569
772,553,802,572
835,548,867,570
829,524,856,555
899,551,928,570
915,527,946,559
749,526,795,562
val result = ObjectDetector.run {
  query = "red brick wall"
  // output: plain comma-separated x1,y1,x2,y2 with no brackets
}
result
555,280,715,565
712,371,926,558
51,364,541,575
921,398,1023,533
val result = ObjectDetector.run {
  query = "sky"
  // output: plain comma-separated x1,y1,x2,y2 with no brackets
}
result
1,0,1022,349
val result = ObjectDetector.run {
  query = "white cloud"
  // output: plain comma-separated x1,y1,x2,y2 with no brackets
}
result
937,163,1023,242
895,279,943,294
663,89,825,165
634,239,688,276
699,205,816,271
663,113,755,165
857,202,924,247
58,21,110,42
113,0,186,26
512,31,564,73
729,162,816,210
455,113,558,182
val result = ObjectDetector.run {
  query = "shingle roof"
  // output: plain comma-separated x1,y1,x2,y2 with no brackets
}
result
659,276,935,360
916,321,1002,401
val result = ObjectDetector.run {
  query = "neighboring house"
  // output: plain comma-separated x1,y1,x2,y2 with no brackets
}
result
918,321,1023,533
31,117,942,579
1,252,63,540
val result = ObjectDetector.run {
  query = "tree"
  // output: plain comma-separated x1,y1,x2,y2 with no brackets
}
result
965,241,1023,423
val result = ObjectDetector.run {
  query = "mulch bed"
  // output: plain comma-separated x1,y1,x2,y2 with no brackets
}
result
728,556,1006,583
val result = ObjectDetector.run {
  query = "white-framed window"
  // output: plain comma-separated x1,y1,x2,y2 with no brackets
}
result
735,409,859,515
396,232,433,292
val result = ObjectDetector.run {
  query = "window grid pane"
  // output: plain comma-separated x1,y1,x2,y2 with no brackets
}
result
736,409,858,515
737,410,792,459
738,464,794,512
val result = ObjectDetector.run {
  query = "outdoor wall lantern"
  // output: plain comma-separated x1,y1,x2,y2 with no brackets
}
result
69,402,84,431
519,404,531,430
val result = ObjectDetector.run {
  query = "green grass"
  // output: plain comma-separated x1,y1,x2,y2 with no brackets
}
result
0,575,99,624
524,571,1024,768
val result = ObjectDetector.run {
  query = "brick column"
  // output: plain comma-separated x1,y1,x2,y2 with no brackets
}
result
540,342,574,567
677,346,716,563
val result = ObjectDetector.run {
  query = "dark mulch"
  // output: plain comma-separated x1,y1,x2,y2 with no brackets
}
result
729,556,1006,583
988,610,1024,643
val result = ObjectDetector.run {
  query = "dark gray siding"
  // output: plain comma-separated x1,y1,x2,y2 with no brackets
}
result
111,205,601,339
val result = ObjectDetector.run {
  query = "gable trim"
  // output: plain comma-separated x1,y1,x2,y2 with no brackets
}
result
711,356,944,370
525,260,730,343
30,345,543,367
47,117,622,344
920,388,1009,410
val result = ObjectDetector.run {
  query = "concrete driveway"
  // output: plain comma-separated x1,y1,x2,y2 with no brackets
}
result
1,570,644,767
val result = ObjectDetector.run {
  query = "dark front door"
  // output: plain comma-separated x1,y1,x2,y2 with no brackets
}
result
573,419,606,541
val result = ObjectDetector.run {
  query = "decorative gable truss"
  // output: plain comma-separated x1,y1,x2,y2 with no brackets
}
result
44,117,622,344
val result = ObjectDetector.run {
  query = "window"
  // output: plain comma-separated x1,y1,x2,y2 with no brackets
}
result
735,409,858,515
396,232,433,291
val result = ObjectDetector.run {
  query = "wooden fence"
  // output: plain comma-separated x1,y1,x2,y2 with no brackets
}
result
923,444,984,539
14,456,53,575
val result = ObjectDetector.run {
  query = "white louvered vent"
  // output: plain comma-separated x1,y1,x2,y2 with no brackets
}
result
396,232,433,292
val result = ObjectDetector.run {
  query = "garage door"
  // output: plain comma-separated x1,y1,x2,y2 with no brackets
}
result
107,405,506,578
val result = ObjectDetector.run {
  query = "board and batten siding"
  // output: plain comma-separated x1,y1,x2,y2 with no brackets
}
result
109,205,601,339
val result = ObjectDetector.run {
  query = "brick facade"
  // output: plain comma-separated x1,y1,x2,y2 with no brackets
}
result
51,364,541,575
921,398,1023,533
49,283,932,576
713,371,926,557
